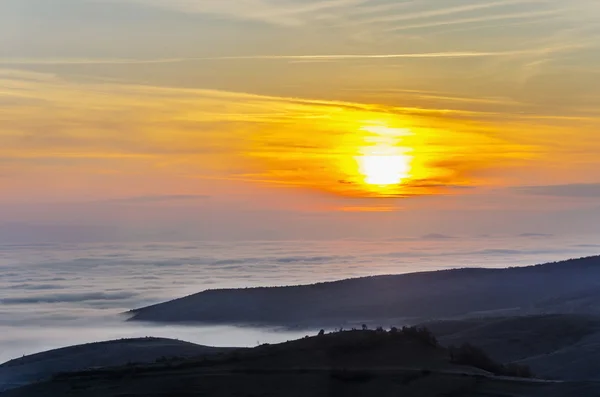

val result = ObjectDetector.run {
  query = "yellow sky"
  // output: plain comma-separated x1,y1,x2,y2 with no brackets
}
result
1,0,600,240
1,68,598,202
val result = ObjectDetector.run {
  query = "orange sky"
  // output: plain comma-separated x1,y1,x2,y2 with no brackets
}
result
1,0,600,241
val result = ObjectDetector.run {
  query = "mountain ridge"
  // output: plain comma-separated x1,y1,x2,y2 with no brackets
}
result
128,255,600,327
5,328,575,397
0,337,234,392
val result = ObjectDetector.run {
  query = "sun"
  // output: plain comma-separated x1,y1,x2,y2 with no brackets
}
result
354,125,413,187
358,153,412,186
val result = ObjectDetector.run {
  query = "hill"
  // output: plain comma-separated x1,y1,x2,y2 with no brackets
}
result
128,255,600,327
6,329,593,397
422,314,600,380
0,337,234,392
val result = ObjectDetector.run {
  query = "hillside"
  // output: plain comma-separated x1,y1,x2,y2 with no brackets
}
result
0,337,234,392
128,255,600,327
6,329,593,397
422,314,600,380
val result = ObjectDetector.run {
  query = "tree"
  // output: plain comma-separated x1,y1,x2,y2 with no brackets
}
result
318,329,325,337
449,343,503,374
362,324,368,331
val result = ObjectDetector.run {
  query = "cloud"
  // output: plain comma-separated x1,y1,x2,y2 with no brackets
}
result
0,223,118,244
422,233,456,240
100,195,211,204
275,255,348,264
104,0,367,26
6,284,65,291
212,259,248,266
0,49,540,67
338,206,399,212
347,88,523,106
211,255,353,266
361,0,545,25
0,58,189,66
475,249,524,255
519,233,553,238
102,0,558,33
1,236,598,367
382,247,579,259
514,183,600,198
1,292,138,305
202,50,537,60
0,70,542,200
452,248,579,257
2,63,599,204
388,9,560,32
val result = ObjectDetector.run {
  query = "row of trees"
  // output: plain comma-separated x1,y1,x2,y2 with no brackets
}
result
317,325,439,347
315,326,533,378
449,343,534,378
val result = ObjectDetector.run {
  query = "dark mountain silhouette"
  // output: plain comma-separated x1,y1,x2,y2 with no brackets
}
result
128,255,600,327
0,337,233,392
422,314,600,380
7,329,594,397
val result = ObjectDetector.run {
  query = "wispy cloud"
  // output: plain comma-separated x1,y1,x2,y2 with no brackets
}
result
0,58,189,66
338,206,400,212
100,195,211,204
1,292,138,305
360,0,545,25
108,0,556,32
0,70,537,199
519,233,554,238
422,233,456,240
515,183,600,198
1,68,599,201
107,0,367,26
0,50,539,66
424,14,565,37
201,50,539,60
388,9,561,32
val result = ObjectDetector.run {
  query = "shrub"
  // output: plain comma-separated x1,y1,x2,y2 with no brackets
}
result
448,343,534,378
399,326,439,347
449,343,502,374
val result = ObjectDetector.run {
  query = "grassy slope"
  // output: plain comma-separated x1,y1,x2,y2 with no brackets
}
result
7,330,600,397
422,314,600,380
128,256,600,327
0,337,234,392
6,369,591,397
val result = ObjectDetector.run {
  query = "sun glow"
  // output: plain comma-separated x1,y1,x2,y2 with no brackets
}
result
358,153,412,185
244,100,514,199
355,125,413,190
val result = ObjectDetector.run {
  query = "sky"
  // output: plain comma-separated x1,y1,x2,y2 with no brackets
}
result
1,0,600,242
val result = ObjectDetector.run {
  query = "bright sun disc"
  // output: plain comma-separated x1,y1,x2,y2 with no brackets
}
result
355,125,413,187
359,153,412,185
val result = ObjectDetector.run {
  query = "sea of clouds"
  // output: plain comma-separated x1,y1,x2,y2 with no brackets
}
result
1,234,600,363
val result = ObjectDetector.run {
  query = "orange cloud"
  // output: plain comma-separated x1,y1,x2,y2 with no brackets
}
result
1,69,598,203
